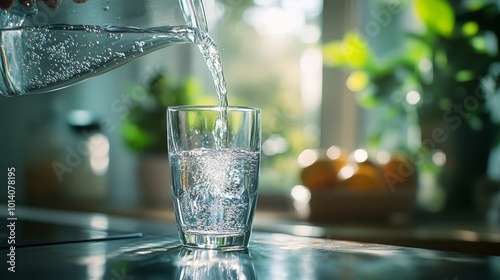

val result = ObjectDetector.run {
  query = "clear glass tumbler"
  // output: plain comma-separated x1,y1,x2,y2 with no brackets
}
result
167,106,261,250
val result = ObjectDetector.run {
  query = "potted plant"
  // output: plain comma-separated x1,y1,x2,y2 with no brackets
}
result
323,0,500,212
122,71,206,207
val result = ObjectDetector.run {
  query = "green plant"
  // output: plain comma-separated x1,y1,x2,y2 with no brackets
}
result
122,72,206,153
323,0,500,148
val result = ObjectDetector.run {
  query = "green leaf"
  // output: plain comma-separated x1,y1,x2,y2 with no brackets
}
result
355,89,379,109
471,35,487,53
181,76,203,105
323,41,348,66
323,32,372,69
414,0,455,37
467,114,483,130
465,0,489,11
403,36,431,65
462,21,479,37
455,70,474,82
439,98,452,111
366,132,382,149
122,121,152,151
346,71,369,92
435,49,448,69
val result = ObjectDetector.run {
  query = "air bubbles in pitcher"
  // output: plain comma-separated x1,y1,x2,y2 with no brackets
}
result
132,41,145,53
106,33,123,40
0,25,223,99
103,0,111,11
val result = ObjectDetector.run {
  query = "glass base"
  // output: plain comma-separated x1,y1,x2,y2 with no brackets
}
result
180,231,251,251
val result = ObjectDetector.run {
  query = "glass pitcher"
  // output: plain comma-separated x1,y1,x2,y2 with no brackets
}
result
0,0,208,96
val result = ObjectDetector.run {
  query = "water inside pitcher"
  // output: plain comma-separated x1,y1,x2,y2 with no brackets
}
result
0,0,208,96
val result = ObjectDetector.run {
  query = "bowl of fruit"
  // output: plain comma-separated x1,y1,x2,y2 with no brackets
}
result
292,146,417,225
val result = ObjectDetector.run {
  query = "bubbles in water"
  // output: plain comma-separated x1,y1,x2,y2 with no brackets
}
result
132,41,145,53
171,148,259,233
0,24,202,96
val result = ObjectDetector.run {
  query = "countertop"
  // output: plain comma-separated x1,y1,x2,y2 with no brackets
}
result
1,205,500,279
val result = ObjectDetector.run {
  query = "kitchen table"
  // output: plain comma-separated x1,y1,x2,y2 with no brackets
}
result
1,205,499,280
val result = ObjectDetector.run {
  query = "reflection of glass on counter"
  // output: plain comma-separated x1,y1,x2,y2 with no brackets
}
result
176,248,257,280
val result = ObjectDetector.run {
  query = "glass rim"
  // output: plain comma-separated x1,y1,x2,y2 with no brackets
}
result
167,105,260,113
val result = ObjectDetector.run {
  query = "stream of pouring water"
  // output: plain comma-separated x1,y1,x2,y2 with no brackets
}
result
193,29,229,149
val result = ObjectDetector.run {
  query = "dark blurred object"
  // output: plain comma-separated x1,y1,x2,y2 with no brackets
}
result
487,189,500,228
474,177,500,219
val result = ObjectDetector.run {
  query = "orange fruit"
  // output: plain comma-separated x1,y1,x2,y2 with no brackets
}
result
343,172,387,191
326,146,348,169
379,153,417,189
337,148,388,191
340,162,387,191
300,159,338,189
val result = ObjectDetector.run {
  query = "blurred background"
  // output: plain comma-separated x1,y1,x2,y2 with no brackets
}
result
1,0,500,251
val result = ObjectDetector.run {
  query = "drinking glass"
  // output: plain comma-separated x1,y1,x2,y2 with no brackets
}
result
167,106,261,250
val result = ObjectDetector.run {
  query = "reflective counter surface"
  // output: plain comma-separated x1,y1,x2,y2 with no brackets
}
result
1,206,499,280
